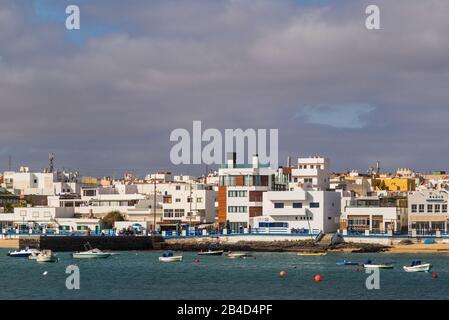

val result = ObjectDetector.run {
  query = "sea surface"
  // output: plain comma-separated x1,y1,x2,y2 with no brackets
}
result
1,249,449,300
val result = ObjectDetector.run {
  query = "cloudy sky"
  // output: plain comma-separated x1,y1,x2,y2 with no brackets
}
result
1,0,448,176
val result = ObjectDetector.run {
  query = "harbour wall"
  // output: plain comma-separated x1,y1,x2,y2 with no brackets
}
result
18,235,164,252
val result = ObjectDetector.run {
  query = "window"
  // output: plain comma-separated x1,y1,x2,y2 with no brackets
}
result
443,205,448,213
187,197,193,203
197,197,202,203
174,209,184,217
419,204,424,213
310,202,320,208
228,206,247,213
164,209,174,218
228,191,247,197
274,203,284,209
176,186,181,190
175,198,181,202
292,202,302,208
428,204,433,213
32,211,39,218
44,211,51,217
20,210,26,217
435,204,441,213
411,204,417,213
304,178,313,183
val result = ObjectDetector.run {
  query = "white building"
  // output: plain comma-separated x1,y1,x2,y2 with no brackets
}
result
408,190,449,234
218,153,276,229
289,157,330,191
340,196,407,233
258,189,341,233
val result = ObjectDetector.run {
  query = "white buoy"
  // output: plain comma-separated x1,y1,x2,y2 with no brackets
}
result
43,271,48,275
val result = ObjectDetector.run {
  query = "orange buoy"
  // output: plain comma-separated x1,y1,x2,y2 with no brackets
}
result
314,274,322,282
432,273,439,278
279,271,287,277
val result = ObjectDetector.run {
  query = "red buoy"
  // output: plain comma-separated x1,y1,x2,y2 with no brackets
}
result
280,271,287,277
432,273,439,279
314,274,322,282
355,268,360,272
194,258,200,263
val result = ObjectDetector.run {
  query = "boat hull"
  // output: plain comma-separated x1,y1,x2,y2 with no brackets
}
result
159,256,183,262
336,261,358,266
403,263,432,272
364,264,394,269
198,250,224,256
72,253,111,259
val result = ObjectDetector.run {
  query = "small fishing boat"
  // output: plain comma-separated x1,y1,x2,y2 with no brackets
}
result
403,260,432,272
72,243,111,259
159,251,183,262
36,250,58,263
363,259,394,269
198,249,224,256
7,247,40,258
336,260,359,266
226,252,253,259
297,252,327,256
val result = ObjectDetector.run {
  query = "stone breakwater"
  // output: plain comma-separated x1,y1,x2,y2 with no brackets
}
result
17,235,389,253
161,237,389,253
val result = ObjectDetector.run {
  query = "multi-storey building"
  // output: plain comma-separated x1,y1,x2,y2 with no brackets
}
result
340,196,408,233
218,153,275,229
408,190,449,234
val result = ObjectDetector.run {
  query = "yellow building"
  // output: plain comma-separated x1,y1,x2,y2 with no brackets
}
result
372,178,415,192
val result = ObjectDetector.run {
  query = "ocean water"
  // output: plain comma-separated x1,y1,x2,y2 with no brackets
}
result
1,248,449,300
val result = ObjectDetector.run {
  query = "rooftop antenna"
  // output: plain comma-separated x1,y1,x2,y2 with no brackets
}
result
287,156,291,168
49,153,55,173
8,155,11,171
376,161,381,174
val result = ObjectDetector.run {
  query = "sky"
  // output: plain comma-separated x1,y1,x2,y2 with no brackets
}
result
1,0,449,177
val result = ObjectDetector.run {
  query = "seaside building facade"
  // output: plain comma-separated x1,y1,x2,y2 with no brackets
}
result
408,190,449,234
218,153,275,230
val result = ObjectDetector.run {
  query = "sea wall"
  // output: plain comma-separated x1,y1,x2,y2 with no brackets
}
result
19,235,164,252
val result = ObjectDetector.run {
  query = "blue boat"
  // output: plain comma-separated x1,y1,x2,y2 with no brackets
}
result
7,247,40,258
336,260,359,266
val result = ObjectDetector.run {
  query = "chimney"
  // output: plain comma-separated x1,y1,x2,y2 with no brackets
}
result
252,154,259,169
226,152,236,168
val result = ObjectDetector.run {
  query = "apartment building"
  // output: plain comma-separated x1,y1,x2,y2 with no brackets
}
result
258,189,341,233
218,153,275,229
408,190,449,234
340,196,408,233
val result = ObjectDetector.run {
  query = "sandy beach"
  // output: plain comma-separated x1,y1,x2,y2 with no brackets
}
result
388,243,449,253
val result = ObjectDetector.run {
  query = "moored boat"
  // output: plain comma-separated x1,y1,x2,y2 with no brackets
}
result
28,250,42,260
36,250,58,263
159,251,183,262
363,259,394,269
403,260,432,272
7,247,40,258
72,243,111,259
226,252,253,259
198,249,224,256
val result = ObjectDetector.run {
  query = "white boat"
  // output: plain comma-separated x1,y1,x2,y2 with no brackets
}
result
198,249,224,256
72,248,111,259
159,256,183,262
363,259,394,269
36,250,58,263
7,247,40,258
403,260,432,272
159,251,183,262
72,243,111,259
28,250,42,260
226,252,253,259
364,263,394,269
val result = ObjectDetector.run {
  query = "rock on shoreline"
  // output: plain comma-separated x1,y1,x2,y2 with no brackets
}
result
159,238,390,253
